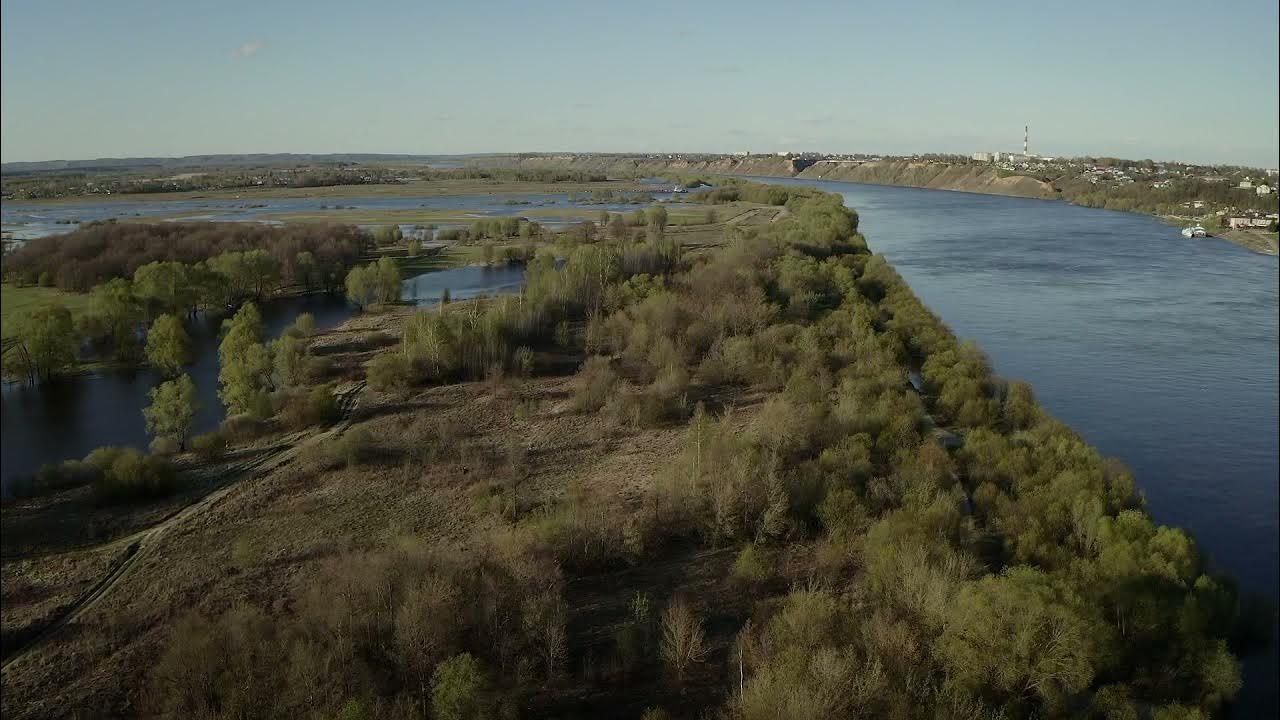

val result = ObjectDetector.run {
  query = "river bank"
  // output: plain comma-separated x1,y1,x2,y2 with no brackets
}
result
486,154,1280,256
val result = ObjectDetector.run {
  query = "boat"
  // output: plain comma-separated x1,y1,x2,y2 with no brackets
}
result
1181,225,1207,238
671,185,687,193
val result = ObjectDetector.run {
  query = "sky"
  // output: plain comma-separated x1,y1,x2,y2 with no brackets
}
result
2,0,1278,166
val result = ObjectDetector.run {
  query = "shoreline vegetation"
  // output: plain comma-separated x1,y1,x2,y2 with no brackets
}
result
1,177,1270,718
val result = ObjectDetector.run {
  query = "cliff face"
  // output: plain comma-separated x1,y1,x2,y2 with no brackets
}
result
487,155,1057,200
796,160,1057,199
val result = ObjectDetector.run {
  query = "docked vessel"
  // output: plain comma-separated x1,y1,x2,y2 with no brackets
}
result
1181,225,1207,238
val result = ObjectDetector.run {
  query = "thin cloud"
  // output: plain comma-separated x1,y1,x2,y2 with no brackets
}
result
230,40,265,59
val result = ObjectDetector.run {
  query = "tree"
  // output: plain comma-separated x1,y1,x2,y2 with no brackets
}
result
10,304,77,381
272,333,308,387
376,256,402,303
295,251,318,292
144,374,199,450
345,264,377,309
647,205,668,229
145,314,192,376
430,653,489,720
88,277,143,359
660,597,706,683
407,236,422,257
293,312,316,336
935,567,1107,705
218,303,272,416
133,261,195,317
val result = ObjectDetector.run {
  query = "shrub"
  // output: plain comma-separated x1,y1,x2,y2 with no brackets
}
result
731,544,773,588
191,430,229,458
221,414,268,442
31,458,98,494
330,425,375,468
279,386,341,429
367,352,414,393
94,448,180,503
571,356,618,413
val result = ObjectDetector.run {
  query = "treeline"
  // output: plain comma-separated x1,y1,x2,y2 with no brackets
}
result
1,167,403,199
142,183,1264,718
2,221,369,292
418,167,610,183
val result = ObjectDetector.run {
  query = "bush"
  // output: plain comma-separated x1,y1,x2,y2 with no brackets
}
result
571,356,618,413
221,414,268,442
279,386,342,429
94,448,180,503
660,597,706,683
191,430,229,458
367,352,414,393
731,544,772,588
330,425,375,468
31,458,98,494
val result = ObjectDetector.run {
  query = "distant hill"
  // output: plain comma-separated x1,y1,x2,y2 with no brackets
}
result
0,153,503,175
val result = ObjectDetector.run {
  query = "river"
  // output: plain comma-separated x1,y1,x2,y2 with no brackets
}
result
772,177,1279,714
0,265,527,493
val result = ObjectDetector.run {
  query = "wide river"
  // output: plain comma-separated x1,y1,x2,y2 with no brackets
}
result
776,177,1278,714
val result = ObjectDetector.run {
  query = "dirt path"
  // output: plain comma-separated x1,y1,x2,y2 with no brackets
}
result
1,382,365,670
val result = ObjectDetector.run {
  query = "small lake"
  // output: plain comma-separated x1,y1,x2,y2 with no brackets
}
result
0,265,526,492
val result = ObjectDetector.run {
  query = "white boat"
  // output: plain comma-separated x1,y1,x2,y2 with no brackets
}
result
671,185,687,193
1181,225,1207,238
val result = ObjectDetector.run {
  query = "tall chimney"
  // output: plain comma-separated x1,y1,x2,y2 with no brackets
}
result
1024,125,1029,156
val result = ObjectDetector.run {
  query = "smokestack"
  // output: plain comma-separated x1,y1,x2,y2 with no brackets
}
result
1024,125,1029,156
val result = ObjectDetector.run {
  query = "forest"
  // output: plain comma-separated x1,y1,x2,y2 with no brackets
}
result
2,221,369,292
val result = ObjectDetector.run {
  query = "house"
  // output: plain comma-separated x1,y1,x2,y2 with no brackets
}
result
1238,177,1254,189
1228,216,1273,229
1256,185,1272,196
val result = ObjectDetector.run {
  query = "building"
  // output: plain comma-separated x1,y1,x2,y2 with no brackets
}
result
1238,177,1254,189
1228,216,1273,229
1256,184,1272,196
972,152,995,162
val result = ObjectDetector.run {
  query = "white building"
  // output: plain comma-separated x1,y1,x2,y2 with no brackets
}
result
972,152,995,162
1257,185,1272,195
1238,177,1254,189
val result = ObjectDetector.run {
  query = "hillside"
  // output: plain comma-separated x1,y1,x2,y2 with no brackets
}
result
483,154,1057,200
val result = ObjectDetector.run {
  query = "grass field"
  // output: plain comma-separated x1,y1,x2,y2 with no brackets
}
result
1,283,91,338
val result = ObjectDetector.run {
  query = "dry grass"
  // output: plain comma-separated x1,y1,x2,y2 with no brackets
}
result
0,302,776,718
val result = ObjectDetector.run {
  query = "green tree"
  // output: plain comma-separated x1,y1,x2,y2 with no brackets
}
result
88,278,143,360
145,314,192,376
345,264,377,309
295,251,318,292
430,653,489,720
133,261,194,316
272,333,308,387
647,204,668,228
144,374,199,449
218,303,272,416
936,567,1107,705
10,304,77,381
376,256,402,303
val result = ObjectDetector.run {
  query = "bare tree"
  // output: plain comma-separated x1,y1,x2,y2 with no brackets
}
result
660,596,706,684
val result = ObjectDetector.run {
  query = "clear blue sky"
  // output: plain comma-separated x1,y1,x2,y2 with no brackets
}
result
2,0,1277,166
